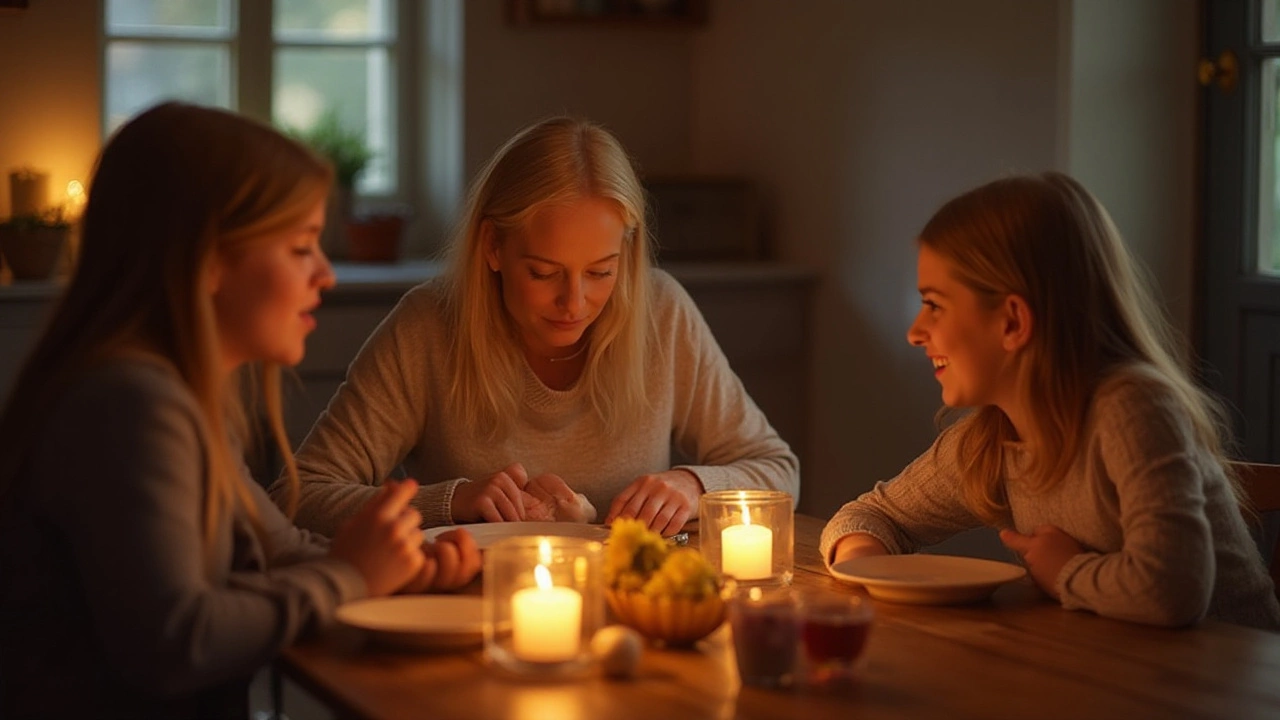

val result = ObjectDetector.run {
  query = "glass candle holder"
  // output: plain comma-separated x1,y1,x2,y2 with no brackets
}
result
699,490,794,586
484,535,604,678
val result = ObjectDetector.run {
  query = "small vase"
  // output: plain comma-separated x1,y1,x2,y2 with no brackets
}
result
0,225,68,280
346,215,404,263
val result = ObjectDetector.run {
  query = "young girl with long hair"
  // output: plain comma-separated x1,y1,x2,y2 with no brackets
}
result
0,102,479,718
822,172,1280,629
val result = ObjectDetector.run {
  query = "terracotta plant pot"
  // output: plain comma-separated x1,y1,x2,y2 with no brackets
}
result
0,224,68,280
346,215,404,263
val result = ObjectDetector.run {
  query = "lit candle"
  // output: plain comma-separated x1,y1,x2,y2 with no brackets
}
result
512,563,582,663
722,503,773,580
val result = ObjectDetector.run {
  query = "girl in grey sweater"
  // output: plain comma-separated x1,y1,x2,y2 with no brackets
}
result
0,103,479,719
822,172,1280,630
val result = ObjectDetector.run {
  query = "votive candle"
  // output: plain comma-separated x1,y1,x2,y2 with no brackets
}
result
511,564,582,663
722,505,773,580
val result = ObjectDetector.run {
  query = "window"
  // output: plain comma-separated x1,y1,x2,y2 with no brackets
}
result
103,0,401,195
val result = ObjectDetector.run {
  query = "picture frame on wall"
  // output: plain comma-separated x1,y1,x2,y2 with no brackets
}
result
505,0,708,27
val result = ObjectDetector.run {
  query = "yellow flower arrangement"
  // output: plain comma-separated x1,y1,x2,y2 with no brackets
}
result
604,519,726,645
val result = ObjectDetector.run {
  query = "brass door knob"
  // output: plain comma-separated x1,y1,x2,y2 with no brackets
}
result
1199,50,1239,93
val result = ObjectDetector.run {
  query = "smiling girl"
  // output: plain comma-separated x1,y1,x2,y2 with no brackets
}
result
0,103,478,718
821,172,1280,630
274,116,799,538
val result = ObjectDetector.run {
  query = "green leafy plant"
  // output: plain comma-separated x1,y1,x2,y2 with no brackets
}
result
1,207,70,232
283,110,374,189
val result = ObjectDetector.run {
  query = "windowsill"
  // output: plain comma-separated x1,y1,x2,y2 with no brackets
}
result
0,259,818,302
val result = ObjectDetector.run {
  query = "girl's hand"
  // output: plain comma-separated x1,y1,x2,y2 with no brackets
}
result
451,463,530,523
328,480,426,597
998,524,1084,599
605,469,702,537
830,533,889,566
399,528,483,593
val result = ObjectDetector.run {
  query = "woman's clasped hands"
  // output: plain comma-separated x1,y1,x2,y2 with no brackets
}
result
449,463,585,523
449,463,703,536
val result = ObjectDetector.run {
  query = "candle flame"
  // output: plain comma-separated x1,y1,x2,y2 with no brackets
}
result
534,563,552,590
742,503,752,526
539,538,552,566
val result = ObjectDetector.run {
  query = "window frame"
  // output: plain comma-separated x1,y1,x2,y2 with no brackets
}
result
101,0,418,204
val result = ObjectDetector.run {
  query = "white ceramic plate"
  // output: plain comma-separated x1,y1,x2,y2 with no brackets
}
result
829,554,1027,606
335,595,485,649
422,521,610,549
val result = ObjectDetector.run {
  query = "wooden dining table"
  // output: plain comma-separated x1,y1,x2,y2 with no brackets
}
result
277,514,1280,719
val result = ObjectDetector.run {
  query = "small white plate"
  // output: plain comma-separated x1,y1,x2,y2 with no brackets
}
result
336,595,485,649
422,522,610,549
830,554,1027,606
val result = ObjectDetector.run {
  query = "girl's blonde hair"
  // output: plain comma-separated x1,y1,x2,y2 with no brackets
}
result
0,102,333,563
920,172,1237,524
441,116,654,438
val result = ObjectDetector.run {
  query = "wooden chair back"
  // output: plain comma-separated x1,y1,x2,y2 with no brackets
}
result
1230,461,1280,602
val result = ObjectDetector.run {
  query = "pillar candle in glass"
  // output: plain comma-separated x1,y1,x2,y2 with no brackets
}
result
484,535,604,678
699,490,794,586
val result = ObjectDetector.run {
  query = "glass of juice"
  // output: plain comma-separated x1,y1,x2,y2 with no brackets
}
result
796,591,873,687
726,583,799,689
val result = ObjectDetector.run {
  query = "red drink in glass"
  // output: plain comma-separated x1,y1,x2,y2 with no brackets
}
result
796,593,873,685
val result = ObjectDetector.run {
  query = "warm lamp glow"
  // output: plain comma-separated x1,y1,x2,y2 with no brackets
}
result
65,180,86,219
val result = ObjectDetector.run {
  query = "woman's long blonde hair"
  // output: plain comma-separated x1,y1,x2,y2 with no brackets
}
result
441,117,654,438
0,102,332,562
921,172,1236,524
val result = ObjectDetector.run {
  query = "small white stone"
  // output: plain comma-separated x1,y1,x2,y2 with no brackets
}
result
590,625,643,679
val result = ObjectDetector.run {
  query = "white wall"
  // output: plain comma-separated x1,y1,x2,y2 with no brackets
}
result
0,0,101,220
462,1,697,180
690,0,1066,525
1067,0,1200,336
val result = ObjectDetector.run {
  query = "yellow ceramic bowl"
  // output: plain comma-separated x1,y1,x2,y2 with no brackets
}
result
605,589,726,646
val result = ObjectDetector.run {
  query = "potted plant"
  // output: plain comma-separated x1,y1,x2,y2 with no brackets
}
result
0,207,71,280
284,110,374,259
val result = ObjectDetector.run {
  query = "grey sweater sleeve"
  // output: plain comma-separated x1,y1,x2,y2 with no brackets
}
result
662,275,801,502
38,365,365,696
819,423,984,565
1055,379,1215,627
276,288,462,536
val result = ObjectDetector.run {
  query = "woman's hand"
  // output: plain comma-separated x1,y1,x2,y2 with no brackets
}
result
998,524,1084,599
830,533,889,566
605,469,702,537
328,480,426,597
523,473,583,522
399,528,483,593
451,463,530,523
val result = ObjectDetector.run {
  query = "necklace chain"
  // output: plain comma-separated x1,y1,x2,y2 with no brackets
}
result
546,343,588,363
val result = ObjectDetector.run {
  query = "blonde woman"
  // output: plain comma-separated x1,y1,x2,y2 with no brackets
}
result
276,116,799,538
822,172,1280,630
0,103,479,718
